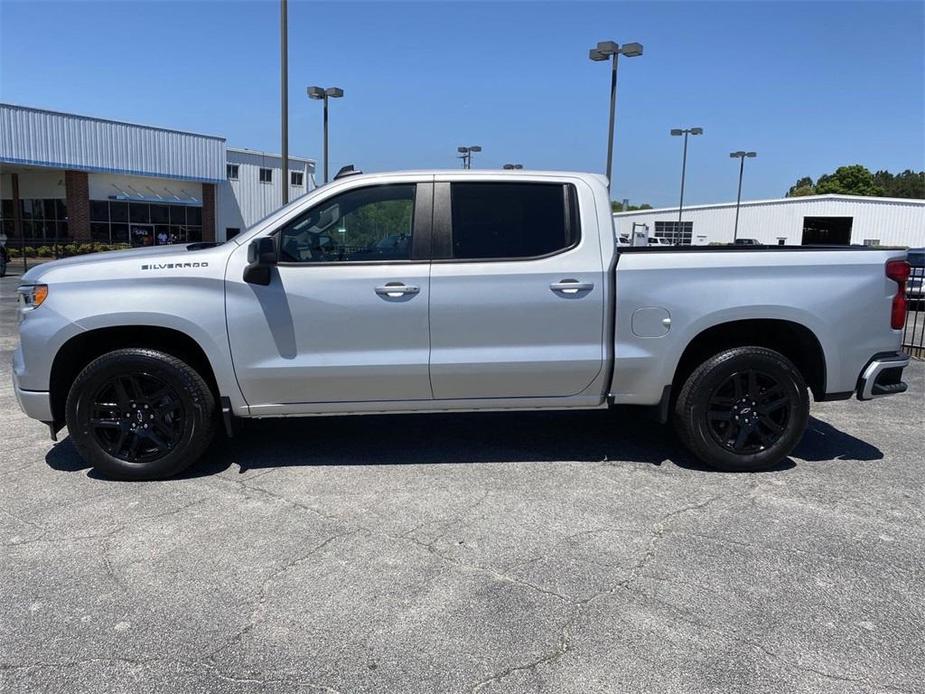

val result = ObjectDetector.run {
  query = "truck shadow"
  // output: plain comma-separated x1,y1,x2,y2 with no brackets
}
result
792,417,884,462
45,411,883,479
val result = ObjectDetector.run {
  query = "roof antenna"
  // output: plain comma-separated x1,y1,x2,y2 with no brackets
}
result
334,165,362,180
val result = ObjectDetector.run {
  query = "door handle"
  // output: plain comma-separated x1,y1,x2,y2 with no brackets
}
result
375,282,420,298
550,280,594,294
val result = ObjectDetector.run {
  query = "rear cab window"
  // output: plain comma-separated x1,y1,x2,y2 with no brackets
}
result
447,182,579,260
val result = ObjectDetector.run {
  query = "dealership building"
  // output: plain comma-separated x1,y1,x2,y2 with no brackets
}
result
614,194,925,247
0,103,315,247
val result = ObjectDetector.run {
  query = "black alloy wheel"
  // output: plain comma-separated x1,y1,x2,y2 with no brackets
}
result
88,372,186,463
673,346,809,472
705,369,792,454
66,348,215,480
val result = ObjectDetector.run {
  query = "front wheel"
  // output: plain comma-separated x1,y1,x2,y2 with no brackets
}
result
673,346,809,472
65,348,215,480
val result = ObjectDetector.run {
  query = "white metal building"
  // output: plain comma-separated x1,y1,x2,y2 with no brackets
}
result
614,195,925,247
217,148,314,241
0,103,315,246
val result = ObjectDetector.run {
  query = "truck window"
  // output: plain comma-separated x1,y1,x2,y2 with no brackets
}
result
278,184,415,263
449,182,578,260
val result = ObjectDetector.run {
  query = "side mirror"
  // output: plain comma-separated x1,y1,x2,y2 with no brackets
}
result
243,236,277,285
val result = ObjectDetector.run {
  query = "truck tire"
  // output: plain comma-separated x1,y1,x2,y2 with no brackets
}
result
673,347,809,472
65,348,215,480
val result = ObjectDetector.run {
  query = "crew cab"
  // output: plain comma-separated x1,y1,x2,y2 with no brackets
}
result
12,170,911,479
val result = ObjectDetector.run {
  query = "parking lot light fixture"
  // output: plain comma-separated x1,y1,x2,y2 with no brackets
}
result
457,145,482,169
620,42,644,57
671,127,704,238
730,150,758,241
307,85,344,183
588,40,644,191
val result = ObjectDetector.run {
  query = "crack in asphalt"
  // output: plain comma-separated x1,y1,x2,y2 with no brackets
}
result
206,471,738,694
202,528,357,667
0,656,345,693
672,528,922,576
1,495,212,549
630,587,918,694
468,493,727,692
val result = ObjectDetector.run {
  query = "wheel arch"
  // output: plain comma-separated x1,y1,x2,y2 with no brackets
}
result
670,318,827,401
49,326,220,425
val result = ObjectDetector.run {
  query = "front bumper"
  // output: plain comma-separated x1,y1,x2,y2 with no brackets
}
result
856,352,910,401
12,372,53,422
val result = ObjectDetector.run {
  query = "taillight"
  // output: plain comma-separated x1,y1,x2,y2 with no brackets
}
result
886,259,910,330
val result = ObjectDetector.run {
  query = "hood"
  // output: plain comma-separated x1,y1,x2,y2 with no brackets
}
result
20,243,225,284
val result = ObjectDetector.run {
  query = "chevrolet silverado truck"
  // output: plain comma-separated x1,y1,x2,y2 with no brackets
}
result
12,170,912,479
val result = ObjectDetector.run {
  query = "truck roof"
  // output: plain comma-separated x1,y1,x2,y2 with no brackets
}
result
327,169,609,185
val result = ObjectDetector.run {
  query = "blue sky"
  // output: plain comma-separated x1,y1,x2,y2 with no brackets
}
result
1,1,923,206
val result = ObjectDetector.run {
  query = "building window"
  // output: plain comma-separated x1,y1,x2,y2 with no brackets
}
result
654,221,693,245
777,238,786,246
0,197,68,242
259,168,273,184
227,164,239,180
87,199,201,246
291,171,304,186
226,227,241,240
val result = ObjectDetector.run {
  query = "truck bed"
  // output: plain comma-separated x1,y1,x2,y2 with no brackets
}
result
610,246,906,406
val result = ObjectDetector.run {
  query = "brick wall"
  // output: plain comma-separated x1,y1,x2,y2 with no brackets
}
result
64,170,90,241
201,183,215,242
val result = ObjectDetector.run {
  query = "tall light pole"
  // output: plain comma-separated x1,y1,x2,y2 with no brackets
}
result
307,86,344,183
280,0,289,205
670,127,702,243
589,40,643,192
729,150,757,241
457,145,482,169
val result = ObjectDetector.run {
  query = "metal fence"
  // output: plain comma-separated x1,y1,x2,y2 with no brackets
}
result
903,264,925,359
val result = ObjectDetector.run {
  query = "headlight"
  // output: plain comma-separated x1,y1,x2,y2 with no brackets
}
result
17,284,48,310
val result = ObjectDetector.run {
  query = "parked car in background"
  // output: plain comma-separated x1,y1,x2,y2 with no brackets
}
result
734,238,762,246
647,236,672,246
907,248,924,304
13,169,911,480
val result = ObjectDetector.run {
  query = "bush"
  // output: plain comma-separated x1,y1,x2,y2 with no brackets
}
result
3,241,134,258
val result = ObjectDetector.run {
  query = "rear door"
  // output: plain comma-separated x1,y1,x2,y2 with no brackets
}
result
428,176,605,399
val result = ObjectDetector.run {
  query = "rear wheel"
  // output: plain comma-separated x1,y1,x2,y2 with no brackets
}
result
65,348,215,480
673,347,809,472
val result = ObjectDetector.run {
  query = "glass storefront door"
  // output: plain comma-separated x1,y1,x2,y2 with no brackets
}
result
130,224,155,247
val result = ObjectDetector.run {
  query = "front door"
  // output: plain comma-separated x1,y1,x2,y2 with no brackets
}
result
225,179,434,411
428,177,605,400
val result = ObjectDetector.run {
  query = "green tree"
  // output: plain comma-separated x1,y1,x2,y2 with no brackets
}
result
611,201,653,212
881,169,925,198
786,166,923,199
786,176,815,197
814,165,884,196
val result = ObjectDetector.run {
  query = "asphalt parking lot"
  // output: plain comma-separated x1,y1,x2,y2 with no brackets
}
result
1,268,924,694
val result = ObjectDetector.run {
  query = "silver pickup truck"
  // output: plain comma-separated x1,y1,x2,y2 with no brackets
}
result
12,170,911,479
